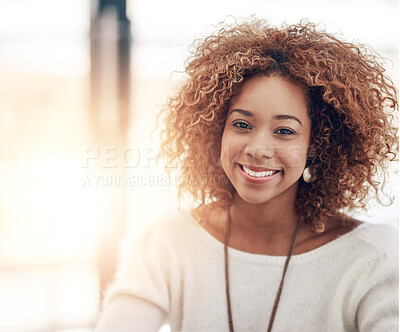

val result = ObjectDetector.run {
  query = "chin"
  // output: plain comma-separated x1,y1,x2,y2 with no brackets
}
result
235,191,273,206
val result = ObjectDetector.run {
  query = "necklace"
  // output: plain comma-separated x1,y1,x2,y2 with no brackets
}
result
224,210,301,332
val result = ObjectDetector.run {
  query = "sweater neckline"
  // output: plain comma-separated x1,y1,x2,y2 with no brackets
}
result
185,210,372,265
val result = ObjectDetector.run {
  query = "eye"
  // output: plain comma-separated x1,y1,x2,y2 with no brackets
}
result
232,121,251,130
275,128,295,135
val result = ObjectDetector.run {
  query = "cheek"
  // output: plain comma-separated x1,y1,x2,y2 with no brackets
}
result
220,131,241,164
277,145,308,169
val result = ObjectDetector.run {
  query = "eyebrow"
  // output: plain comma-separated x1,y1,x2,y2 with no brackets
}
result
275,114,303,126
229,109,254,117
229,109,303,126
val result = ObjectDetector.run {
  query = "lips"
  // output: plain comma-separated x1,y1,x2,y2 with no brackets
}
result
236,163,282,183
242,165,278,178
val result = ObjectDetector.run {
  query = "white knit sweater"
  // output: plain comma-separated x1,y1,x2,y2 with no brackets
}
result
95,210,399,332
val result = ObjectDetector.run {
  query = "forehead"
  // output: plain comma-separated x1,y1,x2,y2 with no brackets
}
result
229,75,309,120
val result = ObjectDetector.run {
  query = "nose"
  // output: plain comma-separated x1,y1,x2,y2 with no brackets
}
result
243,133,275,160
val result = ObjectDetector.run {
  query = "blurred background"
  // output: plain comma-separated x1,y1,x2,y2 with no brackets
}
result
0,0,398,331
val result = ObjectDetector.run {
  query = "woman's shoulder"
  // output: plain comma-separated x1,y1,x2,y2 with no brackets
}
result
148,208,198,234
292,217,398,263
117,209,201,267
318,214,398,255
124,209,201,248
351,221,398,257
322,219,399,265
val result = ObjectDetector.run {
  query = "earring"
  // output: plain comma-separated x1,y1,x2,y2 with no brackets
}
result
312,221,325,233
303,166,316,183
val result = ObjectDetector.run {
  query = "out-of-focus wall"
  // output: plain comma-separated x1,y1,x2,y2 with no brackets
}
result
0,1,100,331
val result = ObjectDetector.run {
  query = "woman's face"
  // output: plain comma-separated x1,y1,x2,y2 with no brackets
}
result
220,75,311,206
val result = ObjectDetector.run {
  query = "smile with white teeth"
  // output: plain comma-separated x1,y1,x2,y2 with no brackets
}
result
241,165,279,178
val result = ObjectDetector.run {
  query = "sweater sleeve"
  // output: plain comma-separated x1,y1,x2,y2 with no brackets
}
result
94,224,172,332
345,251,399,332
356,253,399,332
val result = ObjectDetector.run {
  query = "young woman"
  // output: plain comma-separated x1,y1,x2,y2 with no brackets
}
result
95,19,398,331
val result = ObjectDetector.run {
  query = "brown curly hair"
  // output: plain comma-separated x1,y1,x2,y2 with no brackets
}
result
159,18,398,232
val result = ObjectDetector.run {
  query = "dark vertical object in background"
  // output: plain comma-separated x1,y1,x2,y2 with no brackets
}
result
90,0,131,300
91,0,131,137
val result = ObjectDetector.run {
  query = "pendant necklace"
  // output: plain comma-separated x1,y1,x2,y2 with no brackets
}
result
224,209,301,332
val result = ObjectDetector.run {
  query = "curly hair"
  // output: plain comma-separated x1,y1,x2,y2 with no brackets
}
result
159,18,398,232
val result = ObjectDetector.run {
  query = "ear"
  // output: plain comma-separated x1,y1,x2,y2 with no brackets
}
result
306,144,316,167
307,144,316,159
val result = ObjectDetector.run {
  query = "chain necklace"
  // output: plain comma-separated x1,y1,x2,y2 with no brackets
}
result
224,210,301,332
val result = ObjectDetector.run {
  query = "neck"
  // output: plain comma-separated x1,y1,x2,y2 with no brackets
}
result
228,192,300,255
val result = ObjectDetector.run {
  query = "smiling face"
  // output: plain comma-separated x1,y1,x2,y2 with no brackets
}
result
220,74,311,206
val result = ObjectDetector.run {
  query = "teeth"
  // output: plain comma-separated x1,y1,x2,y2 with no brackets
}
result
242,166,277,178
